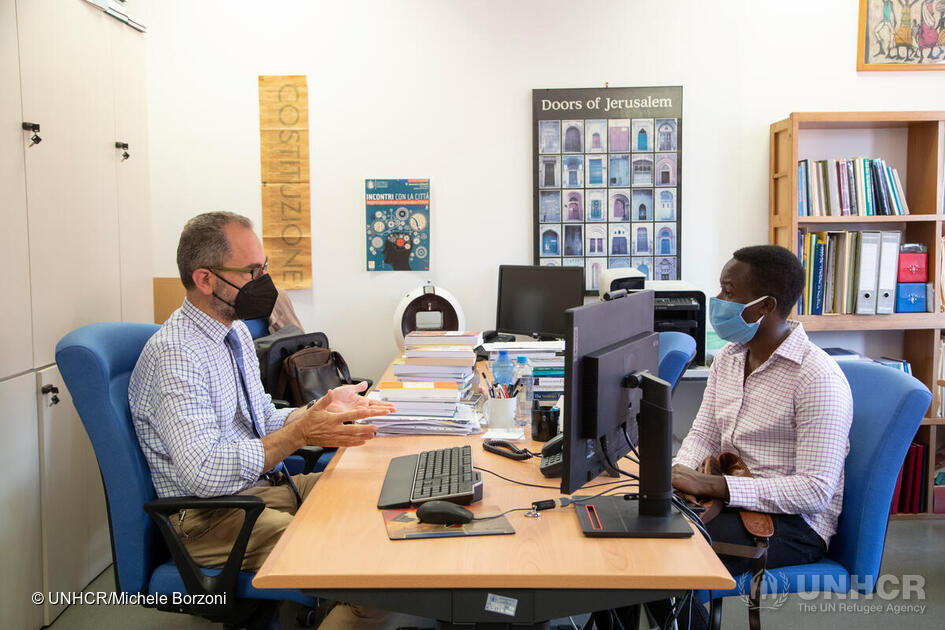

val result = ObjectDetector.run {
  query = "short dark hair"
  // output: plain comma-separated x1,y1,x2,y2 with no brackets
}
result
732,245,805,318
177,212,253,289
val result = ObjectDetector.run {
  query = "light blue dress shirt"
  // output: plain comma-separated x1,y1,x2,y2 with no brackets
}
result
129,298,292,498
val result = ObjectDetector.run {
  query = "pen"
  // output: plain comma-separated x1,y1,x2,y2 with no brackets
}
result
481,371,495,397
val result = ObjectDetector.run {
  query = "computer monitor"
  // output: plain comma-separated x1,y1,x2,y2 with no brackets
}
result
495,265,585,338
561,290,692,538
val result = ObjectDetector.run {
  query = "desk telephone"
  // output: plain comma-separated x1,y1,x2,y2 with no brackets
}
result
481,433,564,477
538,433,564,477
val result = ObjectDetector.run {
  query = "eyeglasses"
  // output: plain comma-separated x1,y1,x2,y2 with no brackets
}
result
209,257,269,281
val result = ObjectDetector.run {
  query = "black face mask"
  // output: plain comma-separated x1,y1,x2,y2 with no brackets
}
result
212,272,278,320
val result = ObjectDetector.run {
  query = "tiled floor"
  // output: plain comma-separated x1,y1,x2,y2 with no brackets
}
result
48,519,945,629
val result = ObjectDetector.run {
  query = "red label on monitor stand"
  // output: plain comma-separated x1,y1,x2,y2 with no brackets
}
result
585,504,602,530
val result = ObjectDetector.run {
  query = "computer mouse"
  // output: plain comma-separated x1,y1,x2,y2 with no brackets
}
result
415,501,474,525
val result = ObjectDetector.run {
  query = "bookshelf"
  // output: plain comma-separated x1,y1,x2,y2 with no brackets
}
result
770,111,945,519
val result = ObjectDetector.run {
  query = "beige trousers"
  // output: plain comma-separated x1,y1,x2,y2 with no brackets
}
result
172,473,394,629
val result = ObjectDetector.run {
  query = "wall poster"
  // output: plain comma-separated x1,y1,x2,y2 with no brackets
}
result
259,75,312,289
365,179,430,271
532,86,682,293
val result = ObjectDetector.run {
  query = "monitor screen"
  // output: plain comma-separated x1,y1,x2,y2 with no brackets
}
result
561,290,657,494
495,265,585,338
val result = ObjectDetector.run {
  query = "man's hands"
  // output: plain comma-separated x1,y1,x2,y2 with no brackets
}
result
312,381,396,415
671,464,730,501
262,384,394,472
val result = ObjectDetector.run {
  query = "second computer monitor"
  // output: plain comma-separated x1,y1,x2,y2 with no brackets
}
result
561,290,657,495
495,265,585,338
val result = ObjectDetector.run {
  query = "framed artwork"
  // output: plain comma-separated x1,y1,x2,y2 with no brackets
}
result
857,0,945,70
532,86,682,293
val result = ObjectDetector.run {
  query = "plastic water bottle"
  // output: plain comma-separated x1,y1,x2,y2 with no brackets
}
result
514,355,534,428
491,350,516,392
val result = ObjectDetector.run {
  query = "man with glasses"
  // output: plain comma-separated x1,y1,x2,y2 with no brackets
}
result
129,212,397,628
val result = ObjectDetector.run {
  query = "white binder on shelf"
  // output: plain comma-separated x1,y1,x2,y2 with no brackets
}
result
876,231,902,314
854,231,881,315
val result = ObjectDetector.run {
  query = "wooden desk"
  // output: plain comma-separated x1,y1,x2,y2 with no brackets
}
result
253,364,734,624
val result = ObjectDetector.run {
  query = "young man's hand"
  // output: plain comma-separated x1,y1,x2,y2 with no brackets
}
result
671,464,730,501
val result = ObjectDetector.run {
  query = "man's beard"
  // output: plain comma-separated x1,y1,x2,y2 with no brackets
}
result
211,289,238,322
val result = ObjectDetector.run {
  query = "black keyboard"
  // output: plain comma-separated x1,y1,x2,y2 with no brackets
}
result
377,445,483,509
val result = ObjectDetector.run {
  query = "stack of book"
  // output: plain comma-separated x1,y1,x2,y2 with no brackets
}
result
891,441,929,515
797,157,909,217
393,330,483,394
375,381,462,417
820,347,913,373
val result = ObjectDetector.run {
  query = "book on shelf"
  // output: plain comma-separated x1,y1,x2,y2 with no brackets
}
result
873,357,912,374
820,347,863,361
797,156,908,217
797,229,911,316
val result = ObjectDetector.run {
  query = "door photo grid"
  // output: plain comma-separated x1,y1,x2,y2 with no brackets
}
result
533,87,682,293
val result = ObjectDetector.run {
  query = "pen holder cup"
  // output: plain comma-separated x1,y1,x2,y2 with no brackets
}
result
484,398,517,429
531,406,560,442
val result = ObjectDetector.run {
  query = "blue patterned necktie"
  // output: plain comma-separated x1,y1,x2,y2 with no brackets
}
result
225,329,301,504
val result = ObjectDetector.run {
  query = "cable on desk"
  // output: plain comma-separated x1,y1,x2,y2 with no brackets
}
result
472,466,641,491
472,466,561,489
672,494,712,544
472,507,534,521
560,483,640,508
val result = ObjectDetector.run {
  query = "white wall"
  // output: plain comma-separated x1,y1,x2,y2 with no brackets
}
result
145,0,945,380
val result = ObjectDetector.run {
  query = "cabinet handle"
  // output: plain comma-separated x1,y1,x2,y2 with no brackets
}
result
115,141,130,161
41,384,60,406
22,122,41,147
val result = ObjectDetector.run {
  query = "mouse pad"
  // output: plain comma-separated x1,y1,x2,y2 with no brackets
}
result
382,505,515,540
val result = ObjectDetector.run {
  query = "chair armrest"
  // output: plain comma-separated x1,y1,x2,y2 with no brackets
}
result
350,377,373,394
291,446,325,474
272,398,291,409
144,495,265,598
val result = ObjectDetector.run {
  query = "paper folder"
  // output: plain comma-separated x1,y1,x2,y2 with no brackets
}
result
876,231,901,314
855,231,881,315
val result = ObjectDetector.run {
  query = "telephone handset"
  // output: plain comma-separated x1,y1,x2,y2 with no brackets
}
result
539,433,564,478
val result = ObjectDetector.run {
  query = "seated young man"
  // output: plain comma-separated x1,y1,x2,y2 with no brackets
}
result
664,245,853,629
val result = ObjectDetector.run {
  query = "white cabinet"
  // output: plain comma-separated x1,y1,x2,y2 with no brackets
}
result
0,0,33,379
17,0,123,368
111,19,154,324
1,1,153,627
37,366,110,625
0,374,44,630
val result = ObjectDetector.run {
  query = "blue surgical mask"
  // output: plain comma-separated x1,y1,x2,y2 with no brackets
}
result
709,295,769,344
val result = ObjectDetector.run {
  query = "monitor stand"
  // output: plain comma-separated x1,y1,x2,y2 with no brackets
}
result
576,370,693,539
574,495,692,538
530,332,563,342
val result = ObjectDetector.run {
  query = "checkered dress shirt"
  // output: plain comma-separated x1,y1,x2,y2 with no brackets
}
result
674,321,852,544
129,298,293,498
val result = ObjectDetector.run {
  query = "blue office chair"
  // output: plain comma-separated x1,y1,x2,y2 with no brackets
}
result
699,360,931,629
55,323,317,628
658,331,697,391
244,317,270,339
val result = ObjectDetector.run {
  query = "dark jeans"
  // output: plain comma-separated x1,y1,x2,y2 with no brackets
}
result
644,508,827,630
